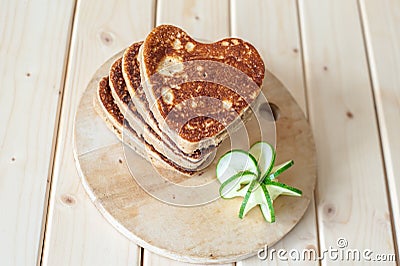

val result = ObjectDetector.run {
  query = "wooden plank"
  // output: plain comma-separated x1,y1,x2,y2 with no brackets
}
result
156,0,230,40
41,1,154,265
359,0,400,255
0,0,75,265
298,0,396,260
232,0,319,265
144,0,232,265
143,250,232,266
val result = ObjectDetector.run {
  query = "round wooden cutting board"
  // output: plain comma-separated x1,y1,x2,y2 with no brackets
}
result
73,51,316,264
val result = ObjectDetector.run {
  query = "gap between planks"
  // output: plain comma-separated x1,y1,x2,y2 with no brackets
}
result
37,1,78,265
356,0,399,259
295,0,323,262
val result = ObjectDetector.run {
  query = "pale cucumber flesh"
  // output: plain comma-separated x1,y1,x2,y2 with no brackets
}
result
216,150,259,185
248,142,275,180
266,182,302,201
239,182,275,222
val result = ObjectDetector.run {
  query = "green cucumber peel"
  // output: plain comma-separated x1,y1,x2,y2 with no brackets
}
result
260,183,275,223
263,160,294,183
239,180,257,219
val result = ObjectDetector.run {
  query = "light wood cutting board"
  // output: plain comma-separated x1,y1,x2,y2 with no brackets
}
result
73,51,317,264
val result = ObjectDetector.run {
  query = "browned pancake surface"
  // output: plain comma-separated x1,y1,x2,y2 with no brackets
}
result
110,58,131,105
99,77,124,124
122,41,145,102
142,25,265,142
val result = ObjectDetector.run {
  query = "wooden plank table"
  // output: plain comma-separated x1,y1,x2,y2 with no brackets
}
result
1,0,398,265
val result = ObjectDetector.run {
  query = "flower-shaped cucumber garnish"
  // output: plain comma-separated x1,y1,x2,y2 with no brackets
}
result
216,141,302,223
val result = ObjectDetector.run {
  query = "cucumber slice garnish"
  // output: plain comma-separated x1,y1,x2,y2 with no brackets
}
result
267,160,294,181
219,171,257,199
216,142,302,223
260,184,275,222
216,150,259,184
266,181,302,201
249,142,275,181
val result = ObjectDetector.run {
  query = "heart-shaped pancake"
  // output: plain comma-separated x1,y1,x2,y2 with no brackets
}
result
139,25,265,154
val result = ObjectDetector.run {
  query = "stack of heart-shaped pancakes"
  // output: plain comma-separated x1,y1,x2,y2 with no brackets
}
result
94,24,265,175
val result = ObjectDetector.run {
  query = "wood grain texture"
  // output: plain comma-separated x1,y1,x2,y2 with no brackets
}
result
359,0,400,255
232,1,319,264
75,65,316,264
298,0,396,260
41,1,154,265
0,1,75,265
147,0,233,264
